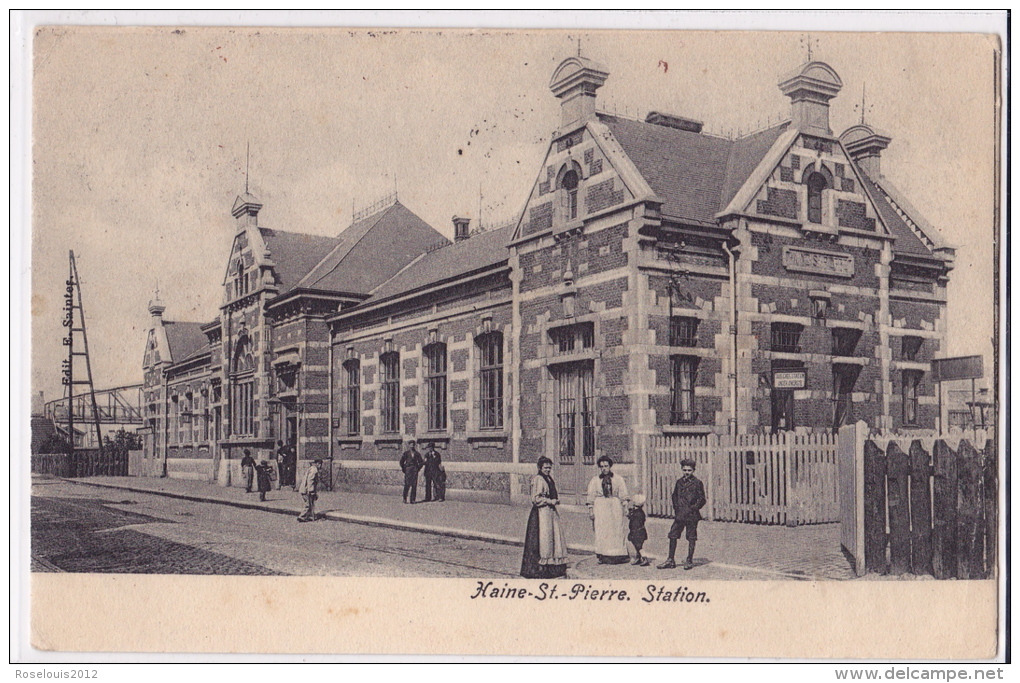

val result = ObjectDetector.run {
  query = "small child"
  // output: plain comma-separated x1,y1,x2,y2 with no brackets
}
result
628,494,650,566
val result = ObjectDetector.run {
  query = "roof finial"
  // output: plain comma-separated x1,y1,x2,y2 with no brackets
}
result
154,279,160,301
577,36,582,58
855,82,872,125
800,33,818,62
245,141,250,194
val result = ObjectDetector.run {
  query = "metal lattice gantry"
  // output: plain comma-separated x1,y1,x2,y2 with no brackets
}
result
58,251,105,454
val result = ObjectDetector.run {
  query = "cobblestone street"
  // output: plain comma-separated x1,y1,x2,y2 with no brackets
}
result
31,475,856,580
31,478,525,577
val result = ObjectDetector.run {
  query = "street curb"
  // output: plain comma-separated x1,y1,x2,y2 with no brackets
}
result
64,479,303,518
62,478,599,555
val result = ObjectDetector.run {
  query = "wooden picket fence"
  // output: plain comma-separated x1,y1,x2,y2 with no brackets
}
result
838,421,997,578
649,431,839,525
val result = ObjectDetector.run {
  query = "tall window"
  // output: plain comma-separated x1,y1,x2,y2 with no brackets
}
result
555,363,595,466
670,356,699,425
560,169,579,220
380,352,400,434
424,343,447,432
232,380,255,436
231,334,256,436
806,172,828,224
771,323,803,354
170,395,179,444
477,333,504,430
902,370,921,426
670,316,699,347
344,359,360,436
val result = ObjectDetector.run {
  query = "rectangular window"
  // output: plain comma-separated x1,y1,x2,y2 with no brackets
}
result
771,322,803,354
832,365,859,431
670,316,699,347
380,352,400,434
902,370,921,425
832,327,862,356
170,396,178,444
477,333,504,430
344,360,360,435
550,322,594,354
902,336,923,361
670,355,699,425
231,380,255,436
425,343,447,432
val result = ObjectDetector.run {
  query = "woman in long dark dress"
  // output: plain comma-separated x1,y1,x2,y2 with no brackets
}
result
521,457,568,579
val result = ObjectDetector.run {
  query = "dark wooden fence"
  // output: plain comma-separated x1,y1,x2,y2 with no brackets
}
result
31,447,130,478
856,433,996,578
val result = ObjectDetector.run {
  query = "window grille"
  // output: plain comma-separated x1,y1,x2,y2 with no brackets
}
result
771,323,803,354
670,316,699,347
670,355,699,425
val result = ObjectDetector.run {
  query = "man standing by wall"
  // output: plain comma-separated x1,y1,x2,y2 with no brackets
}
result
297,458,321,522
423,442,443,503
400,440,423,504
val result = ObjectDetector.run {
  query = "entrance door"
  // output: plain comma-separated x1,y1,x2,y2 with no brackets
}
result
553,361,596,504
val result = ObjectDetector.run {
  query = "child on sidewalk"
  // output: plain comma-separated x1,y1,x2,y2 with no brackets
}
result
628,494,650,566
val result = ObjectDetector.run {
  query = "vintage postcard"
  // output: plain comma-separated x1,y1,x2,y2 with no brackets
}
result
17,14,1005,660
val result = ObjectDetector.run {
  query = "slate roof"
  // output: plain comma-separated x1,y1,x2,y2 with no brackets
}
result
258,228,342,294
365,224,514,304
599,114,789,226
163,321,208,363
856,170,934,258
295,201,449,296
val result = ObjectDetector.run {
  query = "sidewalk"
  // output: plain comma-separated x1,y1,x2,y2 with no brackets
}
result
58,475,856,580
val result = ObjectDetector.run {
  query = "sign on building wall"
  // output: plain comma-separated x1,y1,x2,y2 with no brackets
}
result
932,355,983,382
773,370,807,389
782,246,855,278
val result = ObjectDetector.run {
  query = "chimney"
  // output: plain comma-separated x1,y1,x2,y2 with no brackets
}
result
840,124,891,178
778,61,843,136
549,56,609,129
452,216,471,242
32,390,44,416
231,192,263,231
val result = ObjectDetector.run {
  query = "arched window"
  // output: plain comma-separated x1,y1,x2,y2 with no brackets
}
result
232,333,255,375
560,170,579,220
806,171,829,224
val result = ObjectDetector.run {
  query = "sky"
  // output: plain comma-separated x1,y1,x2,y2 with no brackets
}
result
23,16,1002,407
